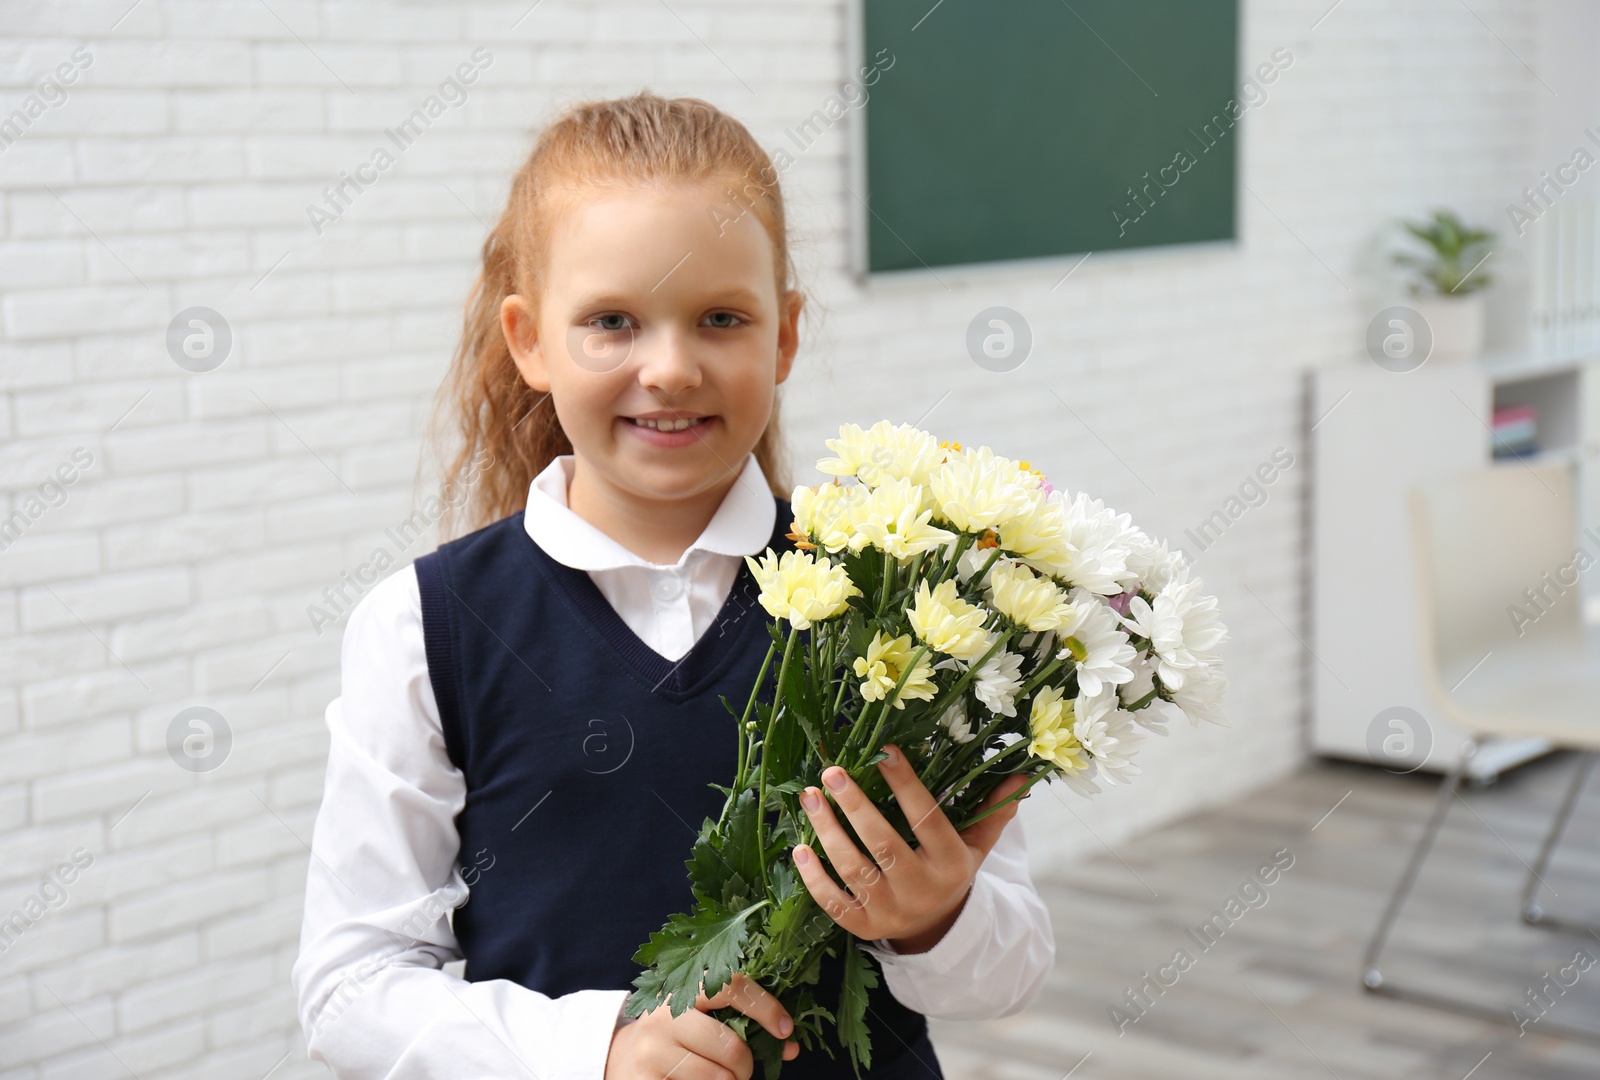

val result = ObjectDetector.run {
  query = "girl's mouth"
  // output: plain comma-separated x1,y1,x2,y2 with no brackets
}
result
620,414,716,447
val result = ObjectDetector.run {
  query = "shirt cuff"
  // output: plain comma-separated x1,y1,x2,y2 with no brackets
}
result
857,873,997,977
542,988,632,1080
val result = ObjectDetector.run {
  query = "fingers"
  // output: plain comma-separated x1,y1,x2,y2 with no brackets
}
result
791,837,866,934
873,744,965,864
804,763,913,886
701,973,796,1045
672,1015,755,1080
958,774,1028,858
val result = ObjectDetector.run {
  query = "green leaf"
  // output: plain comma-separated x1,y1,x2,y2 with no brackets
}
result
746,1025,789,1078
687,823,735,906
837,939,880,1077
722,787,764,900
626,898,769,1018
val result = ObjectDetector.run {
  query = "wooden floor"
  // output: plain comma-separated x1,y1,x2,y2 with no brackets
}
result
928,752,1600,1080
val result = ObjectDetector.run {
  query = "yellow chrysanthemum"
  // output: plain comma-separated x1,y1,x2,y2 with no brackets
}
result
999,488,1073,573
987,559,1076,632
817,420,945,488
1027,685,1090,771
852,630,937,709
907,578,990,661
847,477,956,561
928,445,1038,534
791,480,857,553
744,548,860,630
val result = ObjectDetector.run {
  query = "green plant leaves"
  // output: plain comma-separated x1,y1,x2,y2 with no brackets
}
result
837,938,881,1076
625,897,770,1019
1393,208,1495,295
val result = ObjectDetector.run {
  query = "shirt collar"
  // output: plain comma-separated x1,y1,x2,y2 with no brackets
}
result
523,453,778,571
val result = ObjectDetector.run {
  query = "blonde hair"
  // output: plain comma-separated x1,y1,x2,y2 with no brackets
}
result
426,91,799,540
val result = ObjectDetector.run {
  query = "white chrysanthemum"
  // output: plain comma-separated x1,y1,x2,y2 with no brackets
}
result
1118,569,1228,690
816,420,946,488
956,542,1000,589
1072,687,1143,785
847,477,956,560
1125,528,1188,594
1044,490,1142,595
744,548,860,630
1058,761,1105,797
986,558,1075,632
938,694,976,744
1055,589,1137,696
908,578,991,661
1169,663,1228,726
1118,648,1159,709
928,445,1037,534
971,640,1024,717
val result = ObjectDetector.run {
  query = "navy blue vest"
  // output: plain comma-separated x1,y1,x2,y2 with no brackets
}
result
414,499,943,1079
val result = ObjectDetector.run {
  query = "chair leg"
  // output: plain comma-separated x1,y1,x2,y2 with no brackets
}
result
1360,739,1600,1046
1521,750,1599,934
1362,737,1476,992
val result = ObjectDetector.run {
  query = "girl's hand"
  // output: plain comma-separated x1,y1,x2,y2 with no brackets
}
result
791,744,1029,953
604,972,799,1080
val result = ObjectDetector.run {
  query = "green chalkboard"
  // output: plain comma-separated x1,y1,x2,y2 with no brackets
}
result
860,0,1243,274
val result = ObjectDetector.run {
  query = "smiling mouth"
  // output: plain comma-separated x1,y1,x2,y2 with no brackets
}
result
624,416,714,432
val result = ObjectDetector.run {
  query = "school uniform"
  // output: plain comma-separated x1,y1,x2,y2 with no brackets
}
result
292,452,1055,1080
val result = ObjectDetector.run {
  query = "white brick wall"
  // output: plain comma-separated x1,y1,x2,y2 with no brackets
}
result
0,0,1548,1074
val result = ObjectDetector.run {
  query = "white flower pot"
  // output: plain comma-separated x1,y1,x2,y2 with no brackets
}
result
1410,293,1487,360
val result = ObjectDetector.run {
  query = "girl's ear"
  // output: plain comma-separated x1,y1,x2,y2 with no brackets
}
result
501,294,550,392
775,289,803,386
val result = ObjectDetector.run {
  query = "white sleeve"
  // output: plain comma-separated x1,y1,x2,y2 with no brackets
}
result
291,564,631,1080
856,813,1055,1021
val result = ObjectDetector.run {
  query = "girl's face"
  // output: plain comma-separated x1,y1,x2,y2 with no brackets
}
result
501,179,801,507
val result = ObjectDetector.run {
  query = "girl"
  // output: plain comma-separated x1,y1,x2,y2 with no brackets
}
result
292,92,1055,1080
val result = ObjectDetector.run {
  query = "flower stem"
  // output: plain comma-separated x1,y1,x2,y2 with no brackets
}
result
930,710,1014,792
974,545,1003,586
757,627,802,893
951,767,1052,830
850,641,932,768
725,634,780,829
935,627,1011,711
937,737,1031,810
1123,685,1158,711
1017,655,1065,698
934,534,974,586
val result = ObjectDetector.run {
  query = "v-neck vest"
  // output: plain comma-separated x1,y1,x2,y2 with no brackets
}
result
413,499,941,1079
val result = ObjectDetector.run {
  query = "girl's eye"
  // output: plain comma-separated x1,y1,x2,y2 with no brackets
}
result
704,312,744,329
590,314,632,332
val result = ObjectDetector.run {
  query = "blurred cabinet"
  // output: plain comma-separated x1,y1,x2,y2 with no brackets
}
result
1309,354,1598,777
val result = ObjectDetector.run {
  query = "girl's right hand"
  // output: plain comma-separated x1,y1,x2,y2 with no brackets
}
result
604,973,800,1080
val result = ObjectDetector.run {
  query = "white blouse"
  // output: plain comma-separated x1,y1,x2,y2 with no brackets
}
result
292,453,1056,1080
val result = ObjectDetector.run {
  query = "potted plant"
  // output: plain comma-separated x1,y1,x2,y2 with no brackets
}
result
1391,209,1495,359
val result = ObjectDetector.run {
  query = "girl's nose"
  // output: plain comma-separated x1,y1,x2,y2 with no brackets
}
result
635,326,703,396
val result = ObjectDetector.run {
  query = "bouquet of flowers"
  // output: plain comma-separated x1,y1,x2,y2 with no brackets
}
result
623,422,1228,1076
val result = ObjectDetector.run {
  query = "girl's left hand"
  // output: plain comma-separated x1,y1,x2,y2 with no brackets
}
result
790,743,1030,954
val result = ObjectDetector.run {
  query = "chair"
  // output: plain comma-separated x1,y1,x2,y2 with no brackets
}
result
1361,460,1600,1040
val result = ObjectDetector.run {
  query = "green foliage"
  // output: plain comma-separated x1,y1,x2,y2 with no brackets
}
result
837,939,881,1075
625,897,770,1019
1392,208,1495,296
